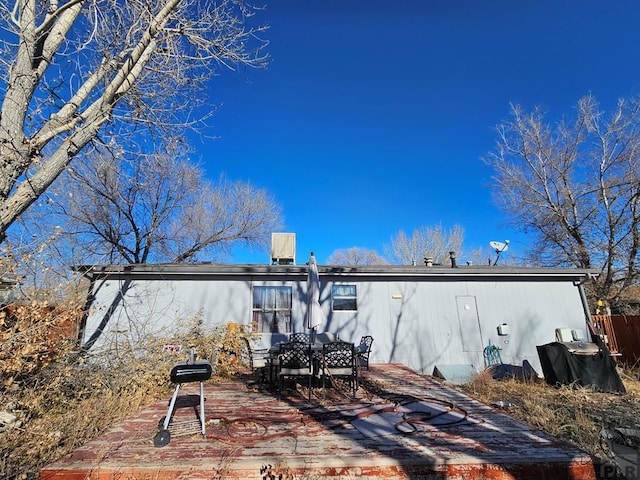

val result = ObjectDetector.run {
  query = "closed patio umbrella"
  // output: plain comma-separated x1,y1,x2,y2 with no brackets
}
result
306,252,324,341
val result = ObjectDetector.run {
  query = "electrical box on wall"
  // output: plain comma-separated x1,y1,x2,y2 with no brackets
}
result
497,323,510,336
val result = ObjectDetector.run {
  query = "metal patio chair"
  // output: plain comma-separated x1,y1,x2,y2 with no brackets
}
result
278,341,313,401
318,340,358,397
356,335,374,370
289,332,311,343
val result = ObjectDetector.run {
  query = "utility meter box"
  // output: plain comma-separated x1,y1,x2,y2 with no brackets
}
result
497,323,510,336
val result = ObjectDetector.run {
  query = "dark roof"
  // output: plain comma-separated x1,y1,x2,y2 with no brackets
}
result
74,263,598,281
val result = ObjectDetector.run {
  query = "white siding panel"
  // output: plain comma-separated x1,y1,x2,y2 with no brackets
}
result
84,278,251,352
83,271,590,377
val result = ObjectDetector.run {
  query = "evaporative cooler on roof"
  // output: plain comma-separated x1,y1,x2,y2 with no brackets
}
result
271,233,296,265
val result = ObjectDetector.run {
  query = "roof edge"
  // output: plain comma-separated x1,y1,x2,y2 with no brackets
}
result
73,263,599,280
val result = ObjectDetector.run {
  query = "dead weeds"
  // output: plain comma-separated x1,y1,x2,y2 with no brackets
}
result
0,316,251,480
458,367,640,470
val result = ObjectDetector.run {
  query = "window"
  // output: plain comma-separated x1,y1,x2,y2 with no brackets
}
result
332,284,357,311
252,286,292,332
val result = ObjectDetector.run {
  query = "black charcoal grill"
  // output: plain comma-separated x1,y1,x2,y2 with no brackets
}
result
154,347,212,447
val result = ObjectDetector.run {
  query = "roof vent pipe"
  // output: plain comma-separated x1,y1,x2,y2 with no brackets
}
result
449,251,457,268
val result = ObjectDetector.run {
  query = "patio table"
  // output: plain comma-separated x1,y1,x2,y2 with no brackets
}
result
268,341,326,355
269,341,355,392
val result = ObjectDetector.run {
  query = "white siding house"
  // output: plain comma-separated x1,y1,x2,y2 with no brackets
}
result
76,263,597,377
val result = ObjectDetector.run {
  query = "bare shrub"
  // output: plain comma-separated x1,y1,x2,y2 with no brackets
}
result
0,302,82,386
0,304,250,480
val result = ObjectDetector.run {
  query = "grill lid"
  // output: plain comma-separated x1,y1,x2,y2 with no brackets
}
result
170,360,213,383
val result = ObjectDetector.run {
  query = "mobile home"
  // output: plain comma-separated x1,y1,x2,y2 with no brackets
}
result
76,262,596,377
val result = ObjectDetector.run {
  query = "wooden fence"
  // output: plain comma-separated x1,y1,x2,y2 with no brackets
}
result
591,314,640,366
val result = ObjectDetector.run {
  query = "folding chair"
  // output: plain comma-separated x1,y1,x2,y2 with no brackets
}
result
243,336,274,387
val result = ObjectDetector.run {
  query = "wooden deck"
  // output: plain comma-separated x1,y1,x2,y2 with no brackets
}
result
39,363,596,480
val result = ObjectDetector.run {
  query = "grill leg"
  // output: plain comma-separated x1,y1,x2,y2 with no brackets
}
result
163,383,182,430
199,381,206,436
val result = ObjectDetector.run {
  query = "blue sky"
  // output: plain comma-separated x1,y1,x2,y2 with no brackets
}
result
200,1,640,265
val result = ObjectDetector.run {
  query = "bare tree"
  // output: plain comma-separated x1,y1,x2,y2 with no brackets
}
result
327,247,388,266
53,142,282,264
485,95,640,307
385,225,465,266
0,0,268,243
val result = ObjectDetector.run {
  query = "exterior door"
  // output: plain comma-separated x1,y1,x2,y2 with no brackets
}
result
456,295,484,352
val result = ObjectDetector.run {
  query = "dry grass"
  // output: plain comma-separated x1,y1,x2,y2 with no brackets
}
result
458,367,640,473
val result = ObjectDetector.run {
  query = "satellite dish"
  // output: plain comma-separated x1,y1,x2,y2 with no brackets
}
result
489,240,510,265
489,240,509,253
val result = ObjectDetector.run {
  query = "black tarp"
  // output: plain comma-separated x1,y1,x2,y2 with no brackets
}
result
536,336,626,393
486,360,539,381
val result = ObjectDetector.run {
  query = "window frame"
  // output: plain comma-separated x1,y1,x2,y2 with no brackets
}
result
331,284,358,312
251,285,292,332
